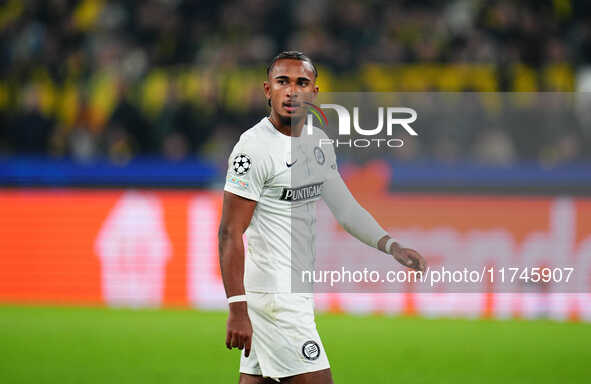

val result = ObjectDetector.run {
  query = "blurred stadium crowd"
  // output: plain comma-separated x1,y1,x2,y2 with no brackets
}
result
0,0,590,166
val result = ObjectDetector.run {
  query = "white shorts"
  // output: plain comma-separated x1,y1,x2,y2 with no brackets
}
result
239,292,330,380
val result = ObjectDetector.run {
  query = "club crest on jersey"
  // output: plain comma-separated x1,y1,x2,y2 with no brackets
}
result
302,340,321,361
280,182,323,202
313,147,325,165
232,154,251,176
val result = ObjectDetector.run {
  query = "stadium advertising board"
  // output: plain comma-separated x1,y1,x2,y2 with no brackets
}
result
1,189,590,321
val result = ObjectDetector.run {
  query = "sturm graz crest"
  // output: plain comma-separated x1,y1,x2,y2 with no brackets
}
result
302,340,321,361
232,154,251,176
313,147,325,165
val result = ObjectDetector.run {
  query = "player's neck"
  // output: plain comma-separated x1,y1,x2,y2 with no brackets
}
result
268,113,304,137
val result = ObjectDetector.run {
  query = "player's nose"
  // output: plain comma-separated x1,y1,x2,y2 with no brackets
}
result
285,83,298,98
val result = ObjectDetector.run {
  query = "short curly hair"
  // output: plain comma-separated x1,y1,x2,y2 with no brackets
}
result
266,51,318,79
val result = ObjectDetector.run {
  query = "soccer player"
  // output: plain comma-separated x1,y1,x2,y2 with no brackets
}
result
218,51,426,384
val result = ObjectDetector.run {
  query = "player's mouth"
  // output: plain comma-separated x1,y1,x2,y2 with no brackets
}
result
283,101,301,113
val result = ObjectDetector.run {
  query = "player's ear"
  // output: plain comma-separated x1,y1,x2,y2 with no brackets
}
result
264,80,272,108
263,80,271,100
312,85,319,99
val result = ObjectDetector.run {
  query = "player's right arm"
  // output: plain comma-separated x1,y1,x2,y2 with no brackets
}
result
218,191,256,357
218,137,269,358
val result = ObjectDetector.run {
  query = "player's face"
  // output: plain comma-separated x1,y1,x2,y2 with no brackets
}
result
264,59,318,121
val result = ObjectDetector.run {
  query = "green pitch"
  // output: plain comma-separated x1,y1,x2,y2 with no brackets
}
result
1,306,589,383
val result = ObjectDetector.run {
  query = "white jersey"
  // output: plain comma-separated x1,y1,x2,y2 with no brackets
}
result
224,117,339,293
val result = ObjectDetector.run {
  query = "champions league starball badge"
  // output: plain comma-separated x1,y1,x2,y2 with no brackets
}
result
232,154,251,176
313,147,325,165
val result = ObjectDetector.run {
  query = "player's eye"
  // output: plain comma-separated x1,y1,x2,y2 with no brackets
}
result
277,79,286,85
298,80,309,87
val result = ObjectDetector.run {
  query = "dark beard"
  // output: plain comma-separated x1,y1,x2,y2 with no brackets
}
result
278,113,304,127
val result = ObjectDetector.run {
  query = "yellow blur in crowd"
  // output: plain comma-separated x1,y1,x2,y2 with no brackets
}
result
0,0,579,161
0,63,575,126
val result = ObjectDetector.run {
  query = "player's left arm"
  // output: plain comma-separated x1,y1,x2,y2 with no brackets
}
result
321,174,426,272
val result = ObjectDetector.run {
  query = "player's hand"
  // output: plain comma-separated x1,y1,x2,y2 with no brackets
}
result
390,243,426,273
226,302,253,357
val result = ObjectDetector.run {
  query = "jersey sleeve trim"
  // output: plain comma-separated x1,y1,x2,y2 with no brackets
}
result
223,185,260,202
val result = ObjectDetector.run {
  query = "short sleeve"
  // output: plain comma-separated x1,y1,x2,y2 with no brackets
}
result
224,139,268,201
